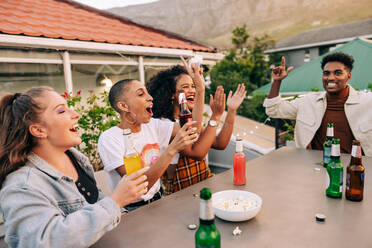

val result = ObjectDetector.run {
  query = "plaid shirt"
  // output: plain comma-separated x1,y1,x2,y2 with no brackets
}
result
162,155,214,195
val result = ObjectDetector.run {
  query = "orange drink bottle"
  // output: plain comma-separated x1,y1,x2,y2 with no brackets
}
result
123,129,142,175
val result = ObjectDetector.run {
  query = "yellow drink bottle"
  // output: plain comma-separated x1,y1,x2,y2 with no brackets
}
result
123,129,142,175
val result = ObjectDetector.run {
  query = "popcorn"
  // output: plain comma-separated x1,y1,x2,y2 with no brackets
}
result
215,196,258,212
233,226,242,236
188,55,203,67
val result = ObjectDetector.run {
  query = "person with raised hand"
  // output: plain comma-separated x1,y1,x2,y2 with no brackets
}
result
0,87,149,248
98,78,200,211
147,58,246,194
264,53,372,155
267,56,294,99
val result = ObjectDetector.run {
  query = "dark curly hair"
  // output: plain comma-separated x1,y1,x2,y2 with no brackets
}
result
321,52,354,71
146,65,187,121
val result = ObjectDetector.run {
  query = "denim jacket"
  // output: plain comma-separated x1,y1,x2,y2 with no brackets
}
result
0,148,121,248
264,85,372,156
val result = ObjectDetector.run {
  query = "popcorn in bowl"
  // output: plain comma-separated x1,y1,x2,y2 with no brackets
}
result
215,196,259,212
212,190,262,222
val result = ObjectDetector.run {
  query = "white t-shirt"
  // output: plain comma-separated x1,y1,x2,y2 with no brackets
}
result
98,118,174,201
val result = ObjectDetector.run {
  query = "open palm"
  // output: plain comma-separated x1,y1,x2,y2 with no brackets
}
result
227,84,246,111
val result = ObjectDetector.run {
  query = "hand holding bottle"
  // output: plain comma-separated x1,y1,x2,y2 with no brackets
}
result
110,167,149,208
168,121,199,156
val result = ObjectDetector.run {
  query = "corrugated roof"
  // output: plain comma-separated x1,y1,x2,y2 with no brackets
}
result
275,19,372,50
0,0,215,52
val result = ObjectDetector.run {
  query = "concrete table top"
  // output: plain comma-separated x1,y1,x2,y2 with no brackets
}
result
93,147,371,247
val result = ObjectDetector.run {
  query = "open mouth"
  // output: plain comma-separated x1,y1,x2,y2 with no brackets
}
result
186,95,195,103
69,125,79,133
146,107,153,116
327,82,337,88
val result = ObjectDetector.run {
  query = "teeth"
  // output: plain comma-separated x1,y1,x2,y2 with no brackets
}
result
328,83,336,87
70,124,78,131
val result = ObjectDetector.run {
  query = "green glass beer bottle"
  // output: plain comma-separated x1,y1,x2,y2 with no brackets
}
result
325,138,343,198
323,123,334,167
195,188,221,248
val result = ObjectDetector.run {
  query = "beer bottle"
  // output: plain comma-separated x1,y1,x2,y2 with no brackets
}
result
326,138,343,198
195,188,220,248
346,140,365,201
233,136,246,185
178,91,193,127
123,129,142,175
323,123,334,167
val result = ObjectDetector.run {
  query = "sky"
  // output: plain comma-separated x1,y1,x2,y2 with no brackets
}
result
73,0,159,10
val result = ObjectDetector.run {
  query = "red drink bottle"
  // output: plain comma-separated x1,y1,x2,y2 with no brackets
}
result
233,136,246,185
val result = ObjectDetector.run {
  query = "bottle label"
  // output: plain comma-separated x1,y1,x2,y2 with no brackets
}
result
326,171,330,189
323,147,331,164
326,127,334,137
339,170,343,193
351,145,362,158
200,200,214,221
178,92,186,104
361,172,365,182
331,144,340,157
236,140,243,153
346,173,350,190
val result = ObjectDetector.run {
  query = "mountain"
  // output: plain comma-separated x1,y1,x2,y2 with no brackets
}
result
108,0,372,49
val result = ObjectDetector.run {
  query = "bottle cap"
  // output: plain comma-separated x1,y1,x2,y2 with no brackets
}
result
187,224,197,230
315,213,326,222
200,188,212,200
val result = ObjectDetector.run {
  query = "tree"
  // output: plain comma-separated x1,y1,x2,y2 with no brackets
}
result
232,24,249,52
208,25,280,122
63,90,119,170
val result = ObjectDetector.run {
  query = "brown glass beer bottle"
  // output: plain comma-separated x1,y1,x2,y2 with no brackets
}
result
178,91,192,127
346,140,365,201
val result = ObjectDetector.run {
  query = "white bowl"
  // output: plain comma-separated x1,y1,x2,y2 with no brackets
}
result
212,190,262,222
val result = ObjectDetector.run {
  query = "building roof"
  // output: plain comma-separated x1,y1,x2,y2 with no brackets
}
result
268,19,372,52
0,0,215,52
254,38,372,95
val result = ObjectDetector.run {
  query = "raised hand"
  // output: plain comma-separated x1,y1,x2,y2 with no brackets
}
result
180,56,205,92
227,84,246,112
272,56,294,82
209,86,226,120
110,167,149,208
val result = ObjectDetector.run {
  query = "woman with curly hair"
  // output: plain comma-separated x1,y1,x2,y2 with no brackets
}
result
147,61,246,194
